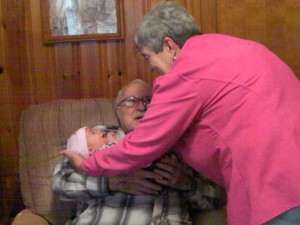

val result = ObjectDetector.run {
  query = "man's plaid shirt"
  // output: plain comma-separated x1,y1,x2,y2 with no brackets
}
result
53,144,224,225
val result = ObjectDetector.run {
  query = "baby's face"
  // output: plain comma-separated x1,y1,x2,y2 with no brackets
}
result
85,127,108,155
85,128,119,155
106,132,119,143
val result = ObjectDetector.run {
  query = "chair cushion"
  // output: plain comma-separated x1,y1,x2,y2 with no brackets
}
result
18,98,118,225
12,209,50,225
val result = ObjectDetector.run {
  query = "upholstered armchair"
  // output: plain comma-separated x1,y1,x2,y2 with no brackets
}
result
13,98,118,225
12,98,227,225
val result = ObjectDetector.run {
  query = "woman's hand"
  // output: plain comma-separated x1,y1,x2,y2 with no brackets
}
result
60,149,84,172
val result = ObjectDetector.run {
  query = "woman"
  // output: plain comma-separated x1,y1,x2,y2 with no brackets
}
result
63,1,300,225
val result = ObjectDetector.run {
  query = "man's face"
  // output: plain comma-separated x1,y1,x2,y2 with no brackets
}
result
117,83,152,134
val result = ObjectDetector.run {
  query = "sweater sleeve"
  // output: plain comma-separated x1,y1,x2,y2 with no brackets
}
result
82,74,204,176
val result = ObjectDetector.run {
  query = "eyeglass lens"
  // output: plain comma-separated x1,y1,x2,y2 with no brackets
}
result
121,96,151,107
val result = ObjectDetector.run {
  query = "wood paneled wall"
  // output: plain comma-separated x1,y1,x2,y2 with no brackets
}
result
0,0,299,221
216,0,300,79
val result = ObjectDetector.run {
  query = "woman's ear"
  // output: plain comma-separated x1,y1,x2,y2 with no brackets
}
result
164,37,179,53
164,37,180,60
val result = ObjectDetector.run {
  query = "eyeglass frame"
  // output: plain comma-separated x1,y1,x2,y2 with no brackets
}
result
117,96,152,108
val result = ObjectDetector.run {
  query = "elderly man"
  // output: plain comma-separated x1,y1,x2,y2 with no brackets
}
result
54,79,225,225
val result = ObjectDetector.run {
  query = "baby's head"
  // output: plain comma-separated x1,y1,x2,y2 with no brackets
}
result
67,125,121,158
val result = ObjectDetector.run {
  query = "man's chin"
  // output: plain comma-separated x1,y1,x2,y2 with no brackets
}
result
133,119,140,125
131,120,140,129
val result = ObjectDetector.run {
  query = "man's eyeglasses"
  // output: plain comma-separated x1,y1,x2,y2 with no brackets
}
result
117,96,152,108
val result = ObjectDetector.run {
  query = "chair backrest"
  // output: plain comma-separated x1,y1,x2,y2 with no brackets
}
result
18,98,118,225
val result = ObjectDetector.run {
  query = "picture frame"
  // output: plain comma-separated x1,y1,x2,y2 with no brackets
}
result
40,0,125,43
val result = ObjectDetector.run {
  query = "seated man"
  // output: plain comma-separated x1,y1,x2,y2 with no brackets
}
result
53,79,225,225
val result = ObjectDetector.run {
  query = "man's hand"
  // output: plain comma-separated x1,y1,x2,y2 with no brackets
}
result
153,153,194,191
60,149,84,172
108,169,163,195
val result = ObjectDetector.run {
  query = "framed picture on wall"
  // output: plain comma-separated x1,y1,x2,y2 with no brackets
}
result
40,0,125,43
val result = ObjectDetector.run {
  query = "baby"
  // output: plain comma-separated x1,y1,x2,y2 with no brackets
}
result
67,125,179,173
67,125,124,158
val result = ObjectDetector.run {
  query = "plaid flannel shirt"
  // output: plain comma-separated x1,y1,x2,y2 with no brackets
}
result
53,143,224,225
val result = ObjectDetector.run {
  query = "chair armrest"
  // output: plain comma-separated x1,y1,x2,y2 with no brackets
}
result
12,209,50,225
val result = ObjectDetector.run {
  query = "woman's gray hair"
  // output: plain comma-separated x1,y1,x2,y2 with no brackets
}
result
134,1,201,53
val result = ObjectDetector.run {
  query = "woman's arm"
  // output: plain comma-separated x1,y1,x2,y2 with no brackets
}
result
81,75,204,176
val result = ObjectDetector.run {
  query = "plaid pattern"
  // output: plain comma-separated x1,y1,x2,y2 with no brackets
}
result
53,144,223,225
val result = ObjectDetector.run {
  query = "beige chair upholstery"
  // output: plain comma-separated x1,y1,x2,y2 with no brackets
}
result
14,97,227,225
12,209,49,225
15,98,118,225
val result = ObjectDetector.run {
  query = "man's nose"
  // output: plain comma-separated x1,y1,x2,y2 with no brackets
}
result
136,101,147,110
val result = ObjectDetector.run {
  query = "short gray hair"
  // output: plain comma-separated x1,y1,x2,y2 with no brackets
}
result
115,79,150,107
134,1,201,53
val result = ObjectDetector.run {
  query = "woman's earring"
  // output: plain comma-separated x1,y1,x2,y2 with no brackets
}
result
173,55,177,61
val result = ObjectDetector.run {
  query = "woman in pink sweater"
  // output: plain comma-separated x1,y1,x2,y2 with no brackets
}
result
62,2,300,225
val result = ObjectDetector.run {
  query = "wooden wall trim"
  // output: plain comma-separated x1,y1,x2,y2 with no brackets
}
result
201,0,217,33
